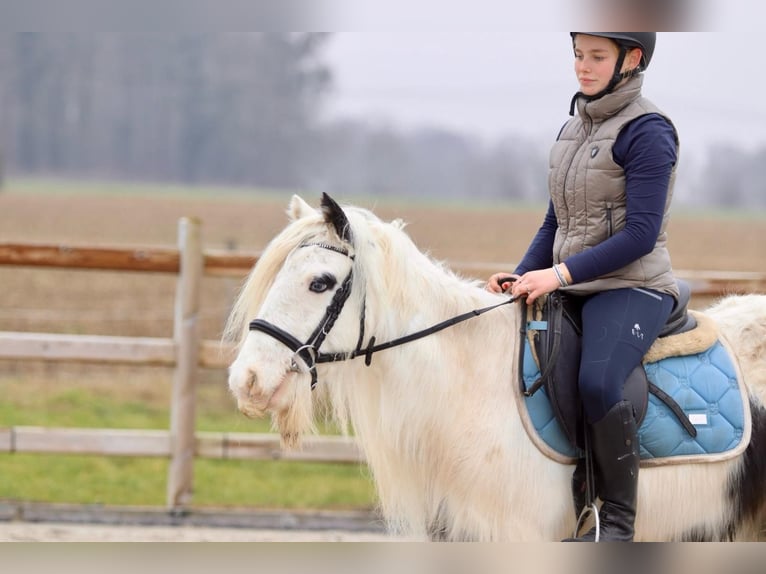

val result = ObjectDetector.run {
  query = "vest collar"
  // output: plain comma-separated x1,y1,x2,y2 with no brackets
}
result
573,75,644,122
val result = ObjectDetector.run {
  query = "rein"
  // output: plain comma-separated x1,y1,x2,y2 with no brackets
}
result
249,241,517,389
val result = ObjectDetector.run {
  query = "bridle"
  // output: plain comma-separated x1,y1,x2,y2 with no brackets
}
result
249,242,517,389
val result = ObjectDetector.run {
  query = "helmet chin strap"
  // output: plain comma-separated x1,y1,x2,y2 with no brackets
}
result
569,46,639,116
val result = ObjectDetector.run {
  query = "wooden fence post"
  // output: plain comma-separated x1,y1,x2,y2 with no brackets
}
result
166,217,203,510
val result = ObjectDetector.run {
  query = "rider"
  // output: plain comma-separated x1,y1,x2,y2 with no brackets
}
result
488,33,679,542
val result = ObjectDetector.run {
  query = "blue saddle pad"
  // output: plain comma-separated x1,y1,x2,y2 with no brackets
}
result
521,338,747,463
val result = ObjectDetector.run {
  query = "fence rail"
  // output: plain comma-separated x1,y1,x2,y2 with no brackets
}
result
0,242,256,276
1,222,765,510
3,241,766,293
0,427,362,463
0,332,230,367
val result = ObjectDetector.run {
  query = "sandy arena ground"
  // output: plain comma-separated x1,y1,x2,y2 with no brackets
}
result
0,520,408,542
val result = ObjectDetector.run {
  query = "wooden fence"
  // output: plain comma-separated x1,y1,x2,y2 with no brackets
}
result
1,219,765,510
0,218,363,511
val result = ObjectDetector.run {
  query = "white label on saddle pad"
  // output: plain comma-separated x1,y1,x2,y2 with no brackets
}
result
689,413,709,426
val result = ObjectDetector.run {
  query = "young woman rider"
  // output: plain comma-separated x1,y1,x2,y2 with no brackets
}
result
488,33,679,542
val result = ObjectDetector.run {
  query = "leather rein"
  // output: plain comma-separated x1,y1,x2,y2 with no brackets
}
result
249,242,517,389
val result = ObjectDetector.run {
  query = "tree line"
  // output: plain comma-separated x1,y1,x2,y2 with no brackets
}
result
0,33,762,207
0,34,330,188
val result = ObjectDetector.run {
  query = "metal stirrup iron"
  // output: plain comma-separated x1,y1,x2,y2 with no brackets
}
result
573,423,600,542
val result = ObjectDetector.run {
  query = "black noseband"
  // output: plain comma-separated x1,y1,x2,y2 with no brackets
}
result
249,242,355,389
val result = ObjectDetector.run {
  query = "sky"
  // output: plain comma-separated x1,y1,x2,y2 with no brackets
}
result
323,32,766,162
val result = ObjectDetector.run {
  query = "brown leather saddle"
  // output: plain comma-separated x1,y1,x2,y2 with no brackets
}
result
520,281,698,450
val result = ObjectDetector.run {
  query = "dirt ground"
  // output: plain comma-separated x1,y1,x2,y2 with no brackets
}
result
0,521,407,542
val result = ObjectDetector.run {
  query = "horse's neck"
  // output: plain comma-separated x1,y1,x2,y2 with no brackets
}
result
347,241,538,460
345,267,527,449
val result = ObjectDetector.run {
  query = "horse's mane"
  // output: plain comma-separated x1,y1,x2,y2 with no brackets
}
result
224,207,324,347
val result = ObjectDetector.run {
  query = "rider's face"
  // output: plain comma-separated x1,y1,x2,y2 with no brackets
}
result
573,34,620,96
573,34,643,96
574,34,620,96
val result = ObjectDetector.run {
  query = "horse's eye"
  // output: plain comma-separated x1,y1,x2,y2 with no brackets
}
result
309,274,337,294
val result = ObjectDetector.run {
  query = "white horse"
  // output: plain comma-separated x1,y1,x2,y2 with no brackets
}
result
226,193,766,541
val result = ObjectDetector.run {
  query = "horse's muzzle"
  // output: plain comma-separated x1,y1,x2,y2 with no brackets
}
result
228,365,267,417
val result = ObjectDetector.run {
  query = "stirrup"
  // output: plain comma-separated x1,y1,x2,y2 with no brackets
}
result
573,502,600,542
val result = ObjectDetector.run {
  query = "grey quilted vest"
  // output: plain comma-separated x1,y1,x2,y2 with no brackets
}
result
550,76,679,298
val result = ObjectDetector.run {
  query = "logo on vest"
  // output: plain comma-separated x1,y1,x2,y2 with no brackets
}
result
632,323,645,341
590,146,599,159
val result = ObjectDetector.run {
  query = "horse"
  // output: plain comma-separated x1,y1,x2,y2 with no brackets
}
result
225,193,766,541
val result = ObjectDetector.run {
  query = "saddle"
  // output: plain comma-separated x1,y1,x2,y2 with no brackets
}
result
520,281,699,451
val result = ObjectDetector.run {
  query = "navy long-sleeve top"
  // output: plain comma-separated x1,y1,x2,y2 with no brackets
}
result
514,114,678,284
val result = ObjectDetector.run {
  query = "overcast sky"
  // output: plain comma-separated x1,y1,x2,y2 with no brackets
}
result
323,32,766,161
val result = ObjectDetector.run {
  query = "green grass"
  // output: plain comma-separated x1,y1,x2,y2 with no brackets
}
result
4,176,290,201
0,387,167,429
0,455,169,506
4,175,546,213
0,454,375,510
0,370,376,511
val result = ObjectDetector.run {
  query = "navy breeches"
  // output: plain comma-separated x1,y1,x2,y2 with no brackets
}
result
578,287,674,423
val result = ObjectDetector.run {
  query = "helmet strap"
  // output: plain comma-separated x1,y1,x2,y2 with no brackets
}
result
568,46,636,116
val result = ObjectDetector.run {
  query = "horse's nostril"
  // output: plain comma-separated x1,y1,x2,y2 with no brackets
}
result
247,371,256,389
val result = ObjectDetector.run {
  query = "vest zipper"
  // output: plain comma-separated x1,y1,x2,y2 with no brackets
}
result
558,110,593,261
606,202,614,237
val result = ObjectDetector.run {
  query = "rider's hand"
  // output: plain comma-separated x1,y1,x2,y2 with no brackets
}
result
512,268,561,304
487,273,520,294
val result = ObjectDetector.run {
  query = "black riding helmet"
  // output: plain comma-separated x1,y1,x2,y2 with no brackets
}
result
568,32,657,114
570,32,656,71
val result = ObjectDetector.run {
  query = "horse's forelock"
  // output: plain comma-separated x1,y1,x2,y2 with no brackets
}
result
224,213,327,347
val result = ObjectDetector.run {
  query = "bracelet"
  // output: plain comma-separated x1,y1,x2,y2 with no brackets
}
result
552,264,569,288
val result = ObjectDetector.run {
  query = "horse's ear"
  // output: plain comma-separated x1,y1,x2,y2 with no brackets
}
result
288,195,316,221
320,193,353,244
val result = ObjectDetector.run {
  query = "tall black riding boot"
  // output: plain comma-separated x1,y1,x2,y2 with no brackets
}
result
570,400,639,542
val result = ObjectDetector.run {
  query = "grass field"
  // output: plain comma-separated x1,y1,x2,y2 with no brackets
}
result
1,177,765,512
